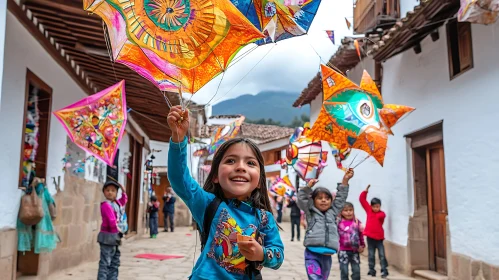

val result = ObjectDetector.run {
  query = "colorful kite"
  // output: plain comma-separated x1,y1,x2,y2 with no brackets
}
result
329,143,351,171
458,0,499,24
83,0,264,94
307,65,414,166
270,175,295,197
326,30,335,45
194,116,245,156
54,80,127,166
286,126,328,182
230,0,322,45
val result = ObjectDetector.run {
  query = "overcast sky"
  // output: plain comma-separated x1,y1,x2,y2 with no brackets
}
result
189,0,353,105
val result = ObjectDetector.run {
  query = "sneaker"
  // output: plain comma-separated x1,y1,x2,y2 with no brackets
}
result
163,229,168,232
291,239,294,242
297,238,300,241
367,271,376,277
381,271,389,278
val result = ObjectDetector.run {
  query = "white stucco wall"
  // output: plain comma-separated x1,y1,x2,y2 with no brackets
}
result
377,22,499,265
0,12,149,229
309,21,499,265
312,21,499,265
150,140,170,167
0,12,89,229
117,132,130,187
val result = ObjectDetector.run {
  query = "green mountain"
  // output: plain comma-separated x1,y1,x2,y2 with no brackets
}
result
212,91,309,126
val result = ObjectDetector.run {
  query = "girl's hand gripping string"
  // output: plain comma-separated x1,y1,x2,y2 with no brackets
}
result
238,237,264,262
167,105,190,143
365,184,371,192
306,179,319,188
342,168,354,186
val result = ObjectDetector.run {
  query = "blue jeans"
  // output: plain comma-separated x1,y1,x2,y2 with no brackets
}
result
338,251,360,280
367,237,388,275
163,212,174,231
97,244,120,280
150,213,158,236
305,248,332,280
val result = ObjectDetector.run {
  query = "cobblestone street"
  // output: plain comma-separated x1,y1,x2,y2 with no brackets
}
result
49,223,415,280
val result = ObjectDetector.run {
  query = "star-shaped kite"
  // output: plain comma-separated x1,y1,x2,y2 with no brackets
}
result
307,65,414,166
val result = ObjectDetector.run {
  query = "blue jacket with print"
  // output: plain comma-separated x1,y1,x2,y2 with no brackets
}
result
168,137,284,280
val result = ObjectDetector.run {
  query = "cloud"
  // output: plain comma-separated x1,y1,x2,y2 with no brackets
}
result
189,0,353,105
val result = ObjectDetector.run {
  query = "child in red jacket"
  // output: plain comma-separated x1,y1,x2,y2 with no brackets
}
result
360,185,388,278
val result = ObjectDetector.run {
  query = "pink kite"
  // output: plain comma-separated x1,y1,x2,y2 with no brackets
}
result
53,80,127,166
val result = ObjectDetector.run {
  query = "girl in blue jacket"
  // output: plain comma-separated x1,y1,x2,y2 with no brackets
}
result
167,106,284,280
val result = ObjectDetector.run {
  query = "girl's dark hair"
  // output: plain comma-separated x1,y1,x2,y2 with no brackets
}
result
311,187,333,200
343,202,354,209
371,198,381,206
151,196,157,202
203,138,273,213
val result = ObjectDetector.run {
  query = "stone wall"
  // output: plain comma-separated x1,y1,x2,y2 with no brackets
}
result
42,175,103,277
174,200,192,227
0,229,17,280
451,253,499,280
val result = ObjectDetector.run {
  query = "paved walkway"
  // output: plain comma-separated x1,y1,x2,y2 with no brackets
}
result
50,223,415,280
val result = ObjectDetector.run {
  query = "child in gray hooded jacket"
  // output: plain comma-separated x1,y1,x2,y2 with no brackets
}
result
297,168,354,280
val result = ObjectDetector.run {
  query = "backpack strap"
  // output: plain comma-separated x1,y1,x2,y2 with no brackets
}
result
200,197,222,250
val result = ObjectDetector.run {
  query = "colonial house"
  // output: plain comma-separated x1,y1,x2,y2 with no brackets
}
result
0,1,181,279
294,1,499,279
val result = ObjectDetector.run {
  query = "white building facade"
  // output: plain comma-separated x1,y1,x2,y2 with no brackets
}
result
297,1,499,279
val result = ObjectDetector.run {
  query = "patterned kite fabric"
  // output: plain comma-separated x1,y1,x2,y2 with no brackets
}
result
230,0,322,45
84,0,264,94
53,80,127,166
307,64,415,166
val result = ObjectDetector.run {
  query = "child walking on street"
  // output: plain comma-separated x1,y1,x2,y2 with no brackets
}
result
360,185,388,278
286,191,301,242
148,196,160,238
98,180,128,280
162,187,176,232
167,106,284,279
338,202,365,280
297,169,354,280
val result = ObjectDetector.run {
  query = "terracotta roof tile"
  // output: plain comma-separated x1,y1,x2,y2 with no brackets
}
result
370,0,459,60
209,114,243,119
199,123,293,144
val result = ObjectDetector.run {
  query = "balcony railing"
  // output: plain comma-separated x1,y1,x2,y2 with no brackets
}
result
354,0,400,34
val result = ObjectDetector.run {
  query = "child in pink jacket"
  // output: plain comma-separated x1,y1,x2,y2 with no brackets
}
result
98,180,127,280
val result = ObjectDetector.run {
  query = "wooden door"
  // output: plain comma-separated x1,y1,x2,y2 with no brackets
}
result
426,144,448,274
156,175,171,228
17,71,53,276
125,137,142,235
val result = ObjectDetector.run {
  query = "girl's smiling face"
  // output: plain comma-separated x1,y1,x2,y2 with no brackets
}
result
213,142,261,200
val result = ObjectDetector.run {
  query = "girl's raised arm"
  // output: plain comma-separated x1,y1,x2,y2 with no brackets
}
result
167,137,212,225
331,183,349,216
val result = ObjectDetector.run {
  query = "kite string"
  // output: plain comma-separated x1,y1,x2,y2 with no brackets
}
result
102,22,118,83
211,44,275,104
352,155,370,169
185,43,259,110
127,107,171,131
